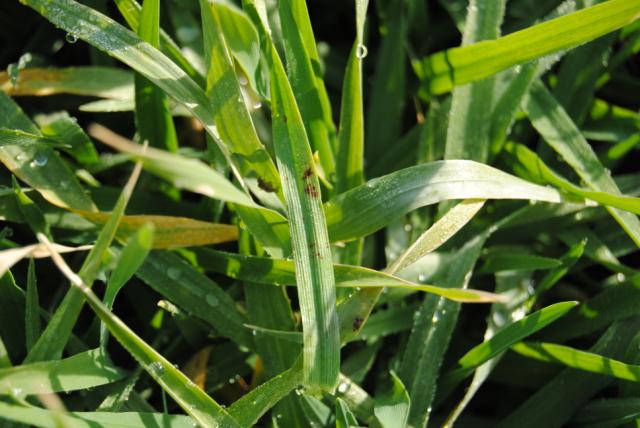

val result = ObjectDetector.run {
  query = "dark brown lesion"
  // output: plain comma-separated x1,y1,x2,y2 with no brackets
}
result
257,177,276,193
352,317,364,331
304,183,319,198
302,167,313,180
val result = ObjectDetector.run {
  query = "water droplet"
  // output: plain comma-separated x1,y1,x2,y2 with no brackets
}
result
252,101,262,110
229,377,236,384
251,329,257,336
616,273,626,283
356,43,368,59
167,267,181,280
30,153,48,167
514,64,522,74
16,152,27,162
65,33,78,43
276,413,283,419
148,361,165,377
10,387,23,397
337,382,348,393
418,274,427,282
206,293,219,307
431,311,440,323
404,224,413,232
7,63,19,87
238,75,248,86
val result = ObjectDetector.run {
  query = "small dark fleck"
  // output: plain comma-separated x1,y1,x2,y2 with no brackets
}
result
302,167,313,179
352,317,363,331
258,178,276,193
283,115,288,123
304,183,319,198
314,251,322,258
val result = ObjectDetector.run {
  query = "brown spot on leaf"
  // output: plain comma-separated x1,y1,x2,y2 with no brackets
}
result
304,183,319,198
302,167,313,179
352,317,363,331
257,177,276,193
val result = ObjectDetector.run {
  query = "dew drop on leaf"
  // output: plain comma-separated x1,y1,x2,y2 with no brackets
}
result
65,33,78,44
30,153,48,167
356,43,368,59
167,267,182,280
148,361,165,377
206,293,219,307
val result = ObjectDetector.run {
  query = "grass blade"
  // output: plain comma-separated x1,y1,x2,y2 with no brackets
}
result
0,92,96,212
200,0,283,206
249,12,341,389
365,1,406,166
1,66,133,100
444,0,506,163
239,228,305,425
374,371,410,428
570,397,640,427
496,317,640,428
25,157,142,363
112,0,205,87
441,301,578,386
0,348,124,396
36,111,100,165
79,212,238,249
227,360,303,427
192,248,503,303
324,160,567,242
335,44,364,195
208,1,264,96
24,258,40,352
0,404,194,428
20,0,273,198
0,243,92,279
504,141,640,214
544,279,640,343
524,79,640,246
88,123,291,254
398,233,487,427
279,0,336,180
134,0,178,152
136,251,252,348
336,397,358,428
417,0,640,95
512,341,640,382
388,199,485,272
100,223,154,350
12,175,49,238
39,236,242,428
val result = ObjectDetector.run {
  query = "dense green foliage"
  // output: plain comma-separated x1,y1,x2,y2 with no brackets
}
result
1,0,639,426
